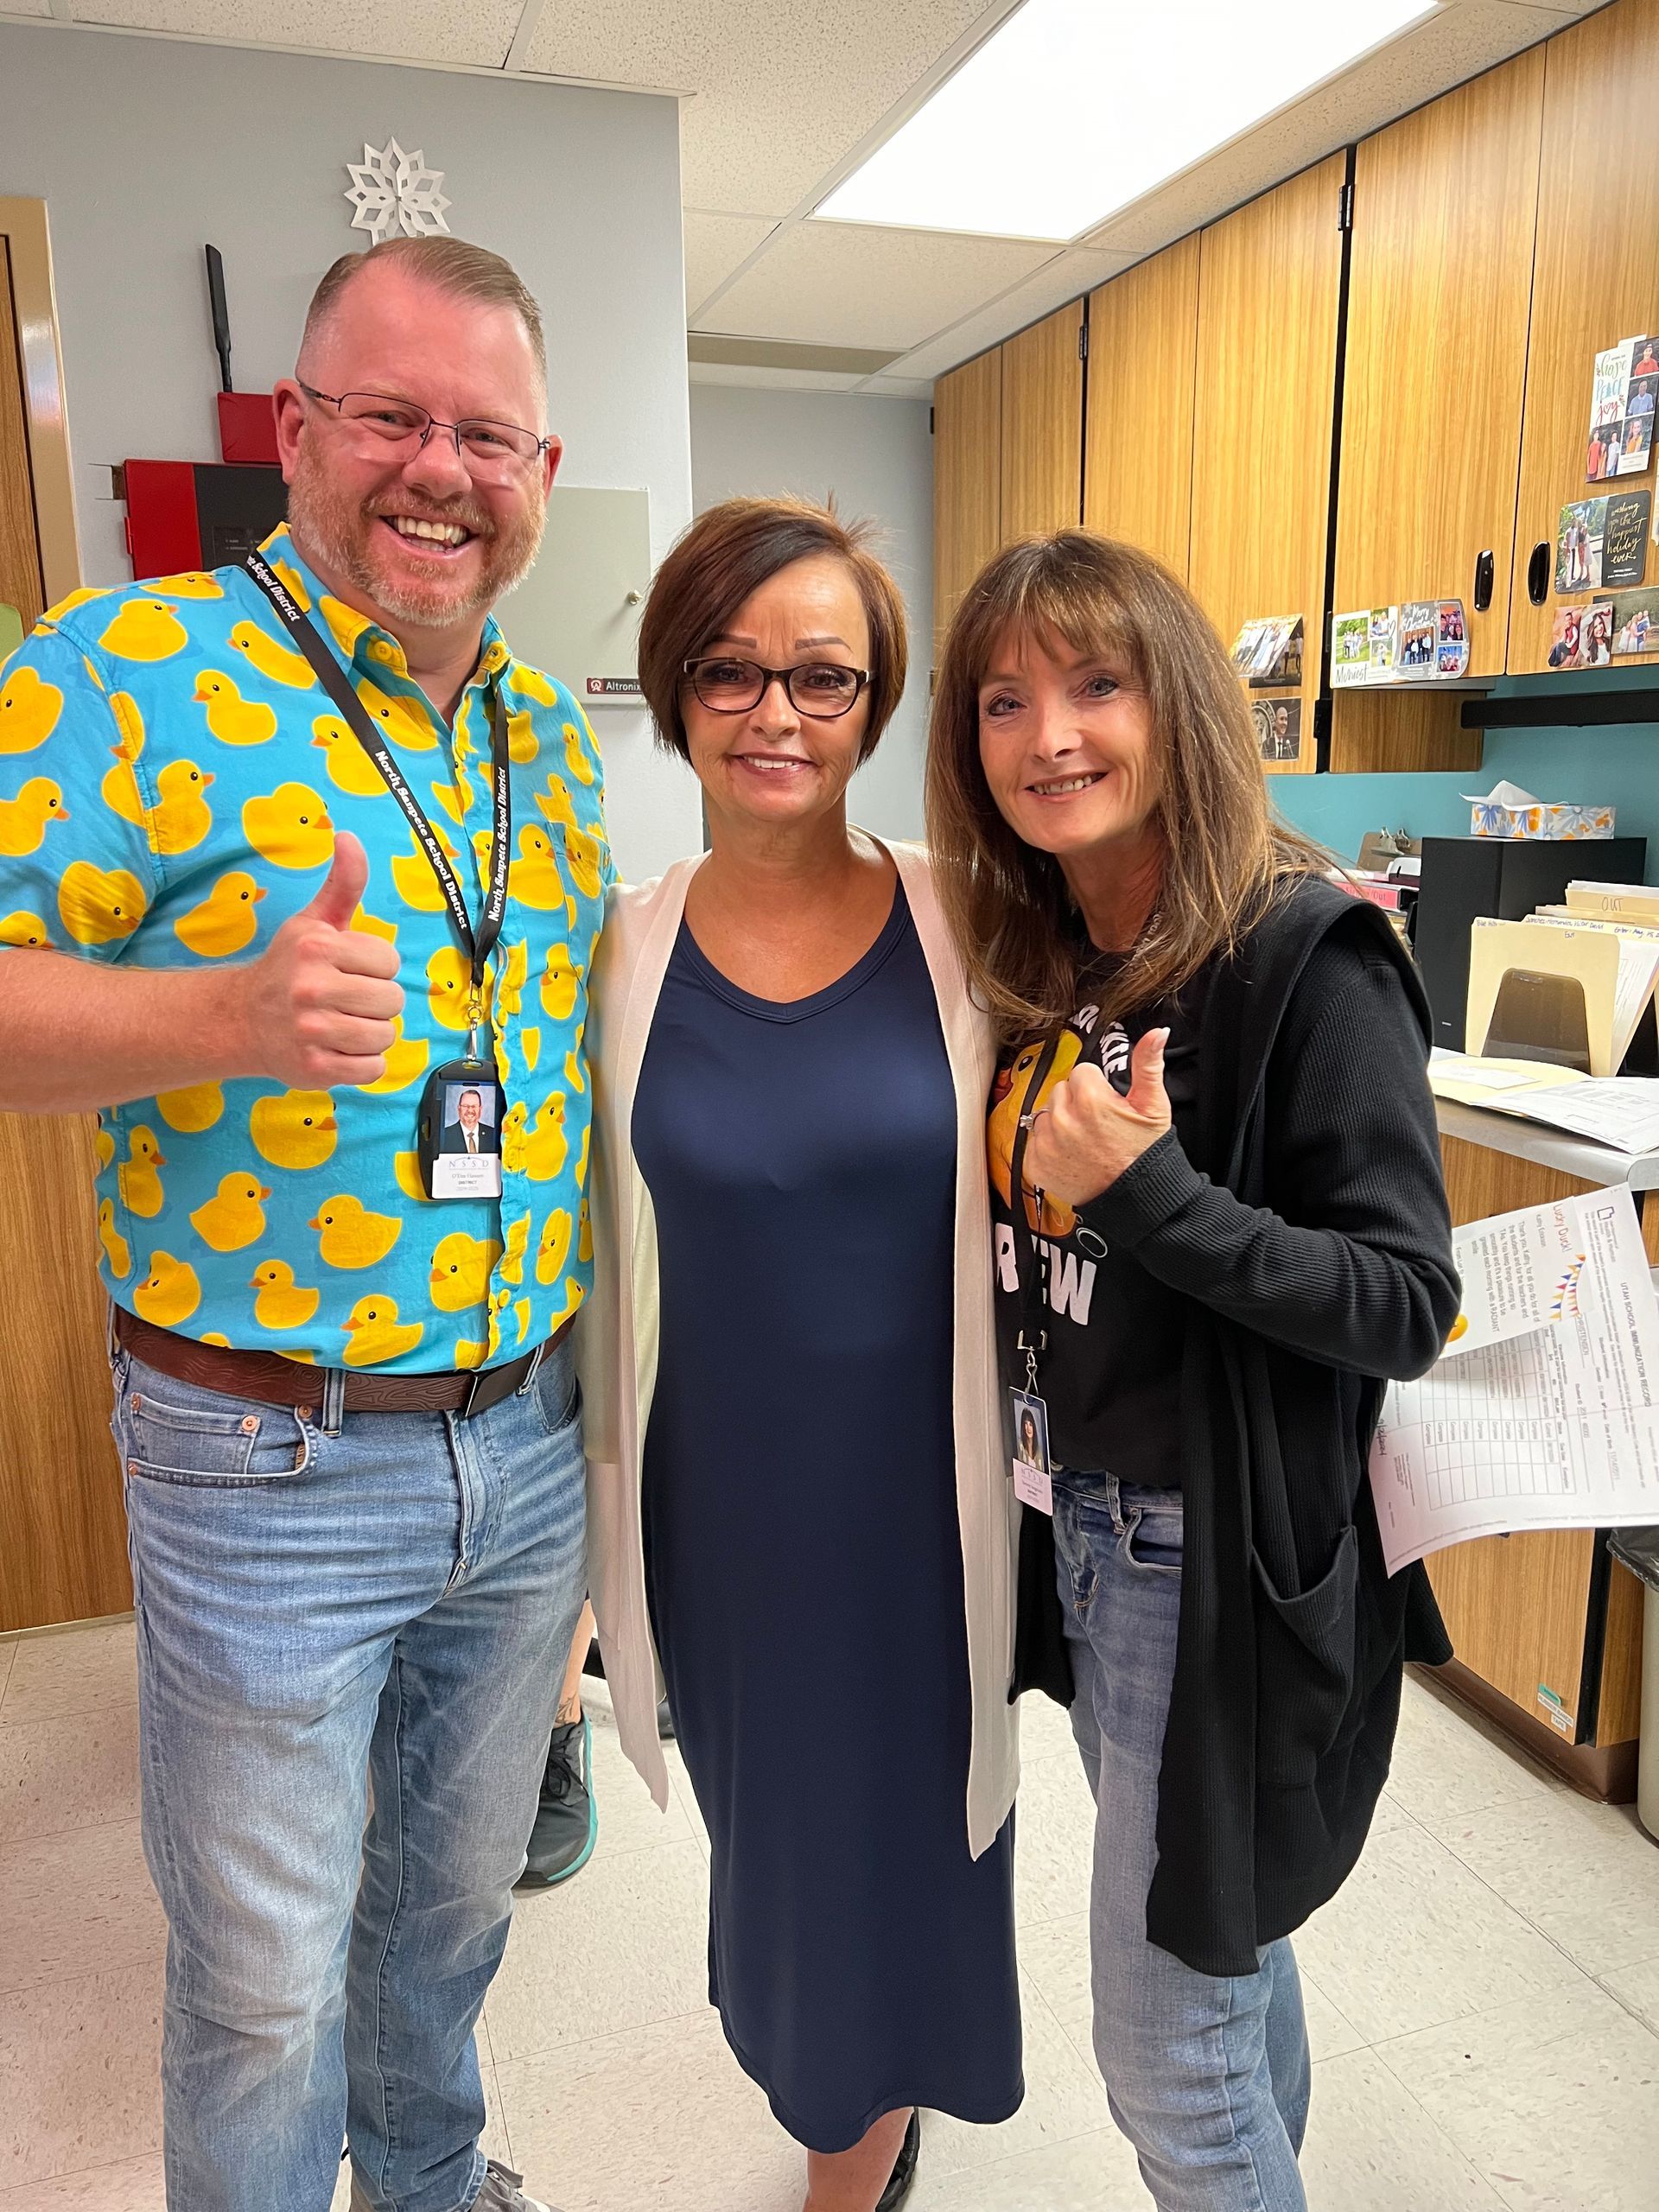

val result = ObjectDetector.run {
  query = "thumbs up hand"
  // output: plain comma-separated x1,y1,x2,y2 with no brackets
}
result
1021,1029,1173,1211
239,833,405,1088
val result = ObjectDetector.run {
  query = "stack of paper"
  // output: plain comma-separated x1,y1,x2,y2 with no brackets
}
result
1565,880,1659,924
1521,914,1659,1068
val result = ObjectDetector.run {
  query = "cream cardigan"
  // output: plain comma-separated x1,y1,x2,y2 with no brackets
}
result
575,838,1020,1856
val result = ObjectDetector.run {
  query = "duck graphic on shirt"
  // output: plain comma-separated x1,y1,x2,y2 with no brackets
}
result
987,1032,1084,1238
988,1001,1137,1243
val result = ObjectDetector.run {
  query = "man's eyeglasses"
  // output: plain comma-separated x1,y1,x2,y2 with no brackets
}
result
297,383,553,476
683,657,871,719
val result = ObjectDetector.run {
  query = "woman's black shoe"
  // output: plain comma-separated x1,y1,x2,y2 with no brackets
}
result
874,2111,920,2211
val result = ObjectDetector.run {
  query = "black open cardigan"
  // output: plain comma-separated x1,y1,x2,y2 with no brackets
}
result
1013,876,1461,1977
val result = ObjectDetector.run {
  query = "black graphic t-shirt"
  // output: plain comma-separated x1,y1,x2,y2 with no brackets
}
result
988,957,1212,1489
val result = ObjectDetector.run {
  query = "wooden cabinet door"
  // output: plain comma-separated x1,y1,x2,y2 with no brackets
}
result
1188,156,1347,776
1000,300,1084,543
932,346,1002,658
1509,0,1659,674
1337,47,1545,681
1083,234,1199,579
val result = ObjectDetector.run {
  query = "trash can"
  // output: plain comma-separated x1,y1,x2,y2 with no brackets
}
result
1610,1528,1659,1844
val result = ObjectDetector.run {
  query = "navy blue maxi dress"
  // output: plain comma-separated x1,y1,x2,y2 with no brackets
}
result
632,883,1022,2154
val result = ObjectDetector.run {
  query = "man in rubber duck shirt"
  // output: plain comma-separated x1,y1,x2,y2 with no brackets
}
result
0,235,610,2212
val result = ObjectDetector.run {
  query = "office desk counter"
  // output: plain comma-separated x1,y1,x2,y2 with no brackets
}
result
1424,1108,1659,1802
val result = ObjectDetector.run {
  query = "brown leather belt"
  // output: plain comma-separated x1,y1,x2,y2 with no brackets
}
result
113,1305,575,1421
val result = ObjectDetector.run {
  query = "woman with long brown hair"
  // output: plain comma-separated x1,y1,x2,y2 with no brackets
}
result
927,531,1458,2210
582,498,1023,2212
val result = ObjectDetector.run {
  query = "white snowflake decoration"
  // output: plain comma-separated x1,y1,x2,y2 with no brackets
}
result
344,138,452,243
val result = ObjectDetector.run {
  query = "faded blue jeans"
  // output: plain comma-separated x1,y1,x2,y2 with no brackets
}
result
1054,1472,1311,2212
112,1337,586,2212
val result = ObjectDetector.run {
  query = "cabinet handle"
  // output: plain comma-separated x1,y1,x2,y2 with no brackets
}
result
1473,550,1495,613
1527,541,1551,605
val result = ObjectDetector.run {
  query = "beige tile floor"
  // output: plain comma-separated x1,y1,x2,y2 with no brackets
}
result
3,1618,1656,2210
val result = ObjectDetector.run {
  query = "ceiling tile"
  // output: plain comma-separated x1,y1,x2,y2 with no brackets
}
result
524,0,1005,219
1082,0,1570,257
69,0,524,65
683,210,776,315
695,219,1052,350
1,3,53,16
880,245,1137,380
690,360,868,394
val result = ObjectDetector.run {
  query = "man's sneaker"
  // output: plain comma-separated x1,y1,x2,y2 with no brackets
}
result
472,2159,559,2212
516,1713,597,1889
352,2163,560,2212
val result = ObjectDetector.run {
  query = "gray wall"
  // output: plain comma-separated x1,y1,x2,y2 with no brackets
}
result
689,381,934,842
0,19,701,879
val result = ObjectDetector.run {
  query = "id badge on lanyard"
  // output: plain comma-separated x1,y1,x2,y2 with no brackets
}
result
245,554,512,1201
1007,1032,1061,1515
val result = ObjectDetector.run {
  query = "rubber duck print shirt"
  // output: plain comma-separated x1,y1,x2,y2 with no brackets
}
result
0,526,613,1373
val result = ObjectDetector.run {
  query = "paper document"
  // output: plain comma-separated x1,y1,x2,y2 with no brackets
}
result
1368,1189,1659,1570
1428,1051,1659,1154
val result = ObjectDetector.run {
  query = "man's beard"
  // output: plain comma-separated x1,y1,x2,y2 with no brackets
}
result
286,448,546,629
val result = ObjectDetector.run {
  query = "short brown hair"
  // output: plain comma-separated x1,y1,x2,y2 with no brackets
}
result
925,531,1326,1041
637,498,908,765
302,236,546,384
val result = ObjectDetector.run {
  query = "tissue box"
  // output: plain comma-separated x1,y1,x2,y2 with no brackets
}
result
1469,800,1617,840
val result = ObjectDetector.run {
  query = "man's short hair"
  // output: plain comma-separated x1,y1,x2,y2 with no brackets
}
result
302,237,546,384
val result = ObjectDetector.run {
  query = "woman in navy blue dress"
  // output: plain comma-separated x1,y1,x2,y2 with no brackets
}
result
586,499,1022,2212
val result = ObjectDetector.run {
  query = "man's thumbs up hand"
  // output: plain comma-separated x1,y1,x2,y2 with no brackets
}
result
238,832,405,1089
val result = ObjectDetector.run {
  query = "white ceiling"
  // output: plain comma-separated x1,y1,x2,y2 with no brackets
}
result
3,0,1605,397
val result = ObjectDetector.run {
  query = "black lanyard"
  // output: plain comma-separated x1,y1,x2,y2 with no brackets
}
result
244,552,512,1024
1007,1028,1065,1395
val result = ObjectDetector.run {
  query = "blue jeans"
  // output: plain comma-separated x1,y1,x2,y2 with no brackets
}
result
112,1338,587,2212
1054,1473,1310,2212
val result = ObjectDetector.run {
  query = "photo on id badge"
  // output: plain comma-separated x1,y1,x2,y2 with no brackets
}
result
432,1079,502,1198
1012,1388,1053,1513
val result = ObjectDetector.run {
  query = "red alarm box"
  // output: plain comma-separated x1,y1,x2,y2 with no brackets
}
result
122,459,288,581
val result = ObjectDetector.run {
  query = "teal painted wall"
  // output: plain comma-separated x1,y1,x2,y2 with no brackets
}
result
1270,669,1659,879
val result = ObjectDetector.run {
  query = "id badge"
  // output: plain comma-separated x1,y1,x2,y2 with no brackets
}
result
1010,1387,1053,1516
418,1058,505,1200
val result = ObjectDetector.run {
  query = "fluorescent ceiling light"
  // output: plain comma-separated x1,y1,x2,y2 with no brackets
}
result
817,0,1440,242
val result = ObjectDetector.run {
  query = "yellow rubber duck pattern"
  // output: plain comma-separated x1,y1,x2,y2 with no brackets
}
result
0,525,613,1370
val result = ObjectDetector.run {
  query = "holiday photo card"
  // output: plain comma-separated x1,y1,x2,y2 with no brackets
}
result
1587,334,1659,480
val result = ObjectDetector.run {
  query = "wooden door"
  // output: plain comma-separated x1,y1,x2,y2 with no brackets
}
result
0,202,127,1633
1336,48,1545,680
1188,156,1347,776
1000,300,1083,543
0,240,46,637
1083,234,1199,579
1508,0,1659,674
932,346,1002,658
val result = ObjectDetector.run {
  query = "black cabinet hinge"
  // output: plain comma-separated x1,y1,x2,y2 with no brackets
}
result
1078,321,1088,362
1338,181,1354,232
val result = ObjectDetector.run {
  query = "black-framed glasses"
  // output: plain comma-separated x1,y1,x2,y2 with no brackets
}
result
683,656,871,718
298,383,553,475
